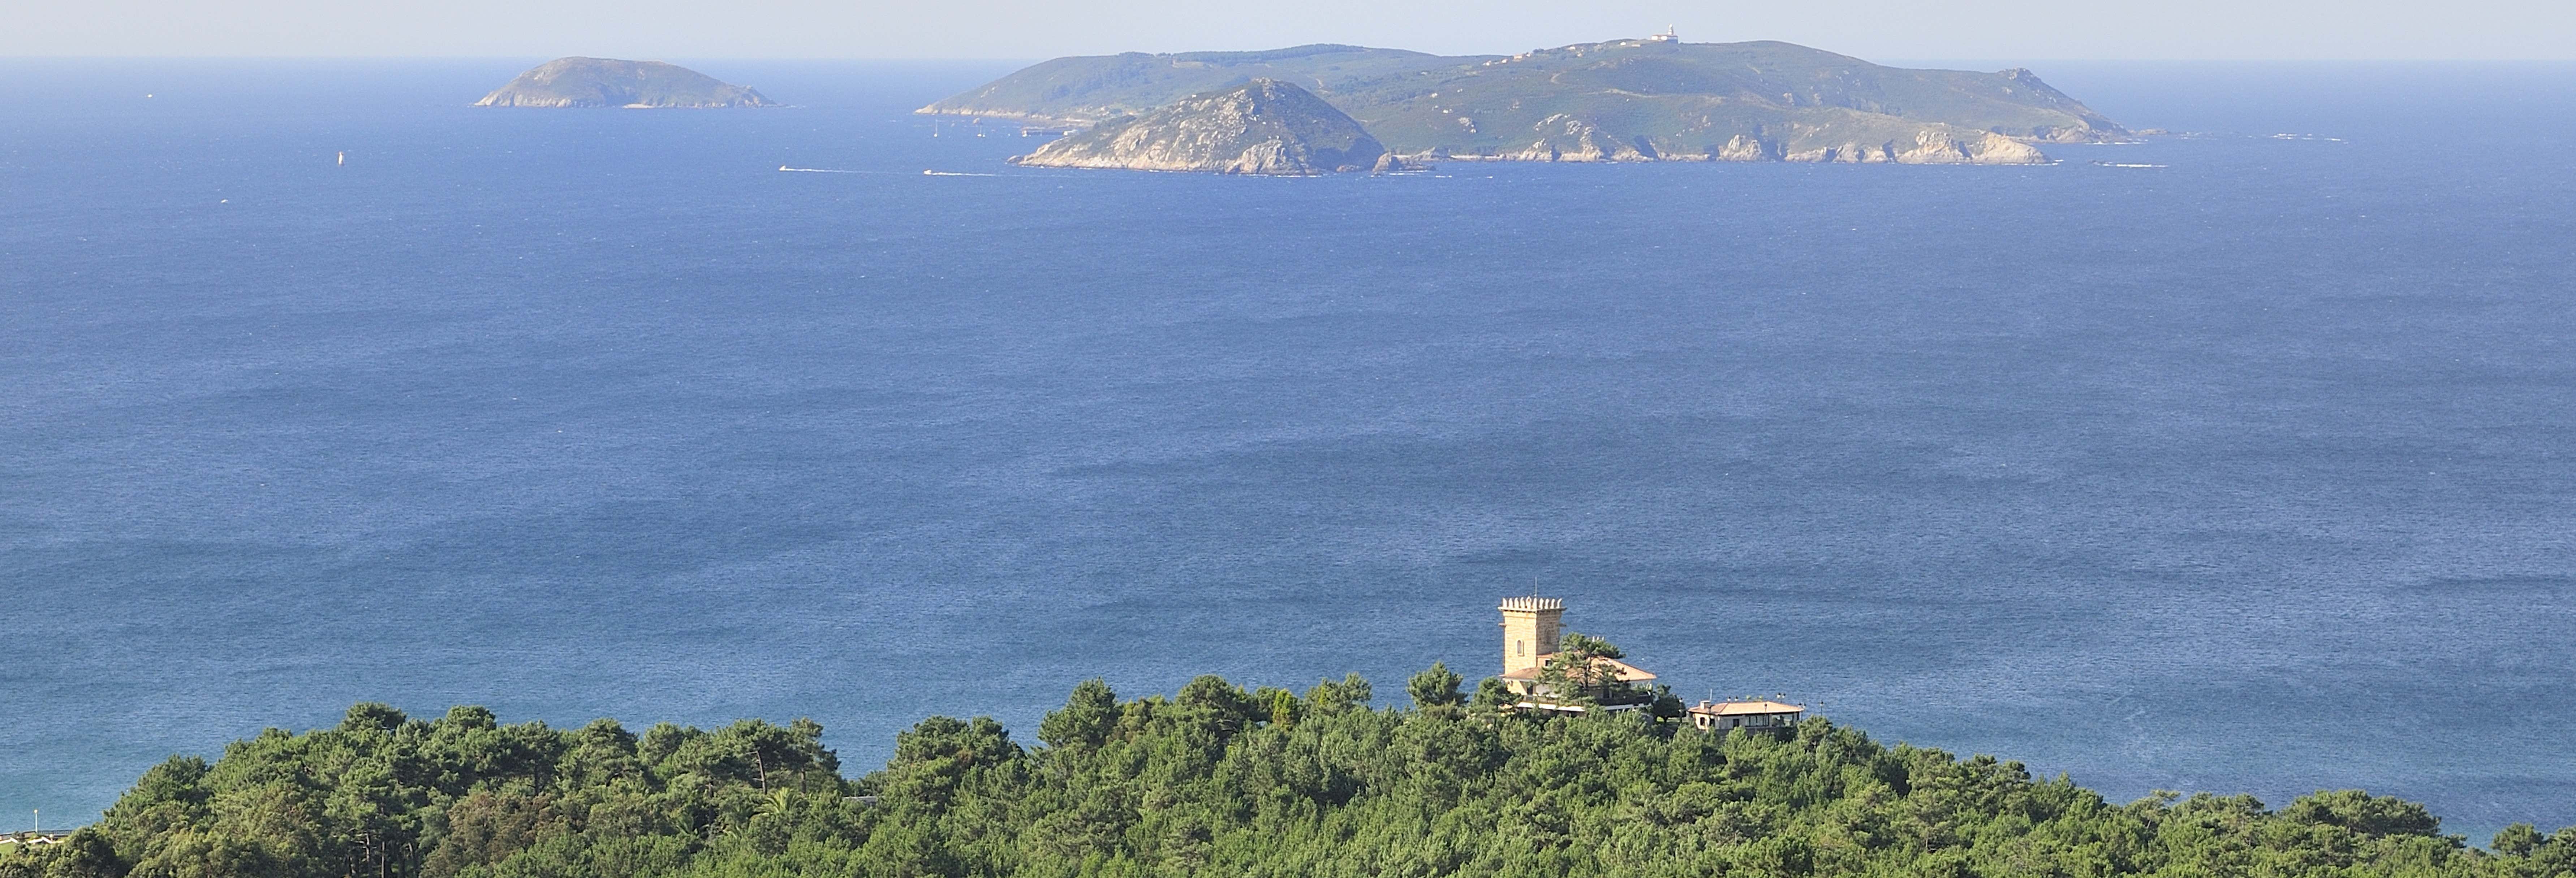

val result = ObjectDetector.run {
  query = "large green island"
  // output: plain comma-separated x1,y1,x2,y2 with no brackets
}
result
929,37,2121,165
7,665,2571,878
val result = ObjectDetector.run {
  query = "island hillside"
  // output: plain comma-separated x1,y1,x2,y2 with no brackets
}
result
474,57,776,108
8,665,2574,877
925,39,2112,164
1011,79,1386,175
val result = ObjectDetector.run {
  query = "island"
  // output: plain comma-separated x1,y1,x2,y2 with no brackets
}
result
1010,79,1386,175
927,36,2122,165
473,57,776,108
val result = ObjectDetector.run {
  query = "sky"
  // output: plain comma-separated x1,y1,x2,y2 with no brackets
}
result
0,0,2570,60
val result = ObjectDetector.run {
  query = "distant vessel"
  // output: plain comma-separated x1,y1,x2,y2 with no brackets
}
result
336,151,345,166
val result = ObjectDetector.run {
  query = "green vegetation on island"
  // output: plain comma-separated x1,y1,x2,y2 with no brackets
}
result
1011,79,1387,176
925,39,2116,164
10,652,2576,877
473,58,776,108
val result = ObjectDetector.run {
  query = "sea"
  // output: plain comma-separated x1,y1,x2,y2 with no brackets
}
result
2,57,2572,843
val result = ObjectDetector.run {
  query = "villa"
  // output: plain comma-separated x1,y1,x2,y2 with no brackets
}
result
1688,699,1806,732
1495,596,1804,730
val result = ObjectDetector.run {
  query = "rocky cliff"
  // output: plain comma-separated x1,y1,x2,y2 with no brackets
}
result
931,39,2120,165
1010,80,1386,175
474,58,775,108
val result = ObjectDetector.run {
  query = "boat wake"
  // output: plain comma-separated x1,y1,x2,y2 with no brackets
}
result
922,170,1000,177
2090,161,2168,169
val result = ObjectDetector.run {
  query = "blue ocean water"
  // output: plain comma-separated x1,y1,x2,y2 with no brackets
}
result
3,58,2572,842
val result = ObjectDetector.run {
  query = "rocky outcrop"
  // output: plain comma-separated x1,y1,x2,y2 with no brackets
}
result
474,58,775,108
1693,127,2043,164
1896,130,2047,164
1714,134,1780,161
1010,80,1385,175
1502,116,1658,162
1763,130,2046,164
1371,153,1433,174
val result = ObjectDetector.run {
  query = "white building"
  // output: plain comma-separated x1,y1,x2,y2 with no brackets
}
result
1688,700,1804,732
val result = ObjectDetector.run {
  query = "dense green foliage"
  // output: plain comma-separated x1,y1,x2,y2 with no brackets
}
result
1528,632,1675,715
10,671,2576,878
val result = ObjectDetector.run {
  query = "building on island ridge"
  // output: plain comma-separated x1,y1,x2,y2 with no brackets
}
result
1496,595,1802,730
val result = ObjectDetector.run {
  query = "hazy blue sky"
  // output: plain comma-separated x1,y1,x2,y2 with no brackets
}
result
3,0,2570,60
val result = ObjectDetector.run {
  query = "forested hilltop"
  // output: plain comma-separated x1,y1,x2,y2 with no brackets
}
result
10,666,2576,878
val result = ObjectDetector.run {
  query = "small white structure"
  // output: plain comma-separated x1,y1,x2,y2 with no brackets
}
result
1647,27,1680,43
1688,700,1803,732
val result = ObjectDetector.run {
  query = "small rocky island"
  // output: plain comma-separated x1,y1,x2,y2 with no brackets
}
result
1011,79,1385,175
474,57,775,108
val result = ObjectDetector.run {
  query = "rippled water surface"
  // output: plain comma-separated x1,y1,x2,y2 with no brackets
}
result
3,58,2572,841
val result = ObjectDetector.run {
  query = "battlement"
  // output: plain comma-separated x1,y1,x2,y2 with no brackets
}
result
1498,596,1564,612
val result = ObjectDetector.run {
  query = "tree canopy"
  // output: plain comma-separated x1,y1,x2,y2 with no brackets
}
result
8,672,2575,878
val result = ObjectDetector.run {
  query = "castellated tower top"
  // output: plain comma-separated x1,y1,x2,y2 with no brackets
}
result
1498,596,1564,612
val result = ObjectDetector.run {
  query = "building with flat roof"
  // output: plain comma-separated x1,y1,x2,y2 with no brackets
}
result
1688,700,1804,732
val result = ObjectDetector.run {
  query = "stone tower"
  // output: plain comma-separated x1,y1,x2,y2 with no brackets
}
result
1498,596,1564,674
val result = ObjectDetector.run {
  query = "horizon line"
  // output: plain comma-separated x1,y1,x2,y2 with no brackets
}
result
6,53,2575,63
